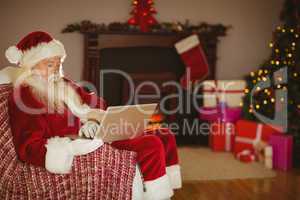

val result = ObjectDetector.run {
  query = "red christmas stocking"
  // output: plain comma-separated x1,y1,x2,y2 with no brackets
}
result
175,34,209,89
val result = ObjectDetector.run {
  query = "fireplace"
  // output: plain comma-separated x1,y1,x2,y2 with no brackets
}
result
99,46,184,106
81,31,226,145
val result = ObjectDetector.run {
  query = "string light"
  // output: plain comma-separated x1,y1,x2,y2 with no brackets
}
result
256,104,260,109
249,108,253,113
269,43,274,48
264,70,269,74
264,89,269,93
239,102,243,107
258,70,263,75
292,42,296,46
271,98,275,103
277,84,282,89
297,105,300,109
293,72,298,77
287,53,292,58
256,86,261,91
295,34,299,38
290,29,294,33
275,49,280,53
250,72,255,77
275,61,280,65
277,77,283,82
282,29,286,33
263,100,268,105
280,97,285,102
271,60,275,65
253,80,257,84
262,77,267,81
277,26,281,30
244,88,249,94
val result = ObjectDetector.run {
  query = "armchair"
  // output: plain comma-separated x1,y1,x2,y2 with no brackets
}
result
0,72,143,199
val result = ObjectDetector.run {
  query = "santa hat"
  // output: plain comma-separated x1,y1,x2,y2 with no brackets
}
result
5,31,66,68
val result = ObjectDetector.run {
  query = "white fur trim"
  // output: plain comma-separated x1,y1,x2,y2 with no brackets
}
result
166,165,182,189
70,138,103,156
5,46,23,64
57,81,91,119
175,34,200,54
132,165,144,200
45,137,74,174
143,174,174,200
20,39,66,68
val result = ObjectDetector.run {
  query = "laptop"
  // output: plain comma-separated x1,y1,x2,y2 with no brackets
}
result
92,103,158,142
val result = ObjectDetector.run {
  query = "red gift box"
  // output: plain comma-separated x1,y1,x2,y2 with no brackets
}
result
234,120,279,157
210,122,235,152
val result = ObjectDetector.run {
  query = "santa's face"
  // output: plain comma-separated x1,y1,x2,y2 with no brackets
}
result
24,56,65,112
33,56,62,81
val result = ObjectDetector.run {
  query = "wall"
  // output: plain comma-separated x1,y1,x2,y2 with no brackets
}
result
0,0,283,81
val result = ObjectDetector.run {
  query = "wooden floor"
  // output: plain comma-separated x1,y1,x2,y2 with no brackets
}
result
173,169,300,200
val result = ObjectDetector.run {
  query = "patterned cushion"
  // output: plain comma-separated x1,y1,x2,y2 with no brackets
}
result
0,84,20,190
0,84,136,199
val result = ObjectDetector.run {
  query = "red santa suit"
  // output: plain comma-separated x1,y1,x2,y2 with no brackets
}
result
8,78,181,199
6,31,181,200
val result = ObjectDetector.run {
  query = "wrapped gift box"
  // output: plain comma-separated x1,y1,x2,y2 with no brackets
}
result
203,80,246,107
210,122,235,152
269,134,293,171
199,102,242,123
234,120,279,156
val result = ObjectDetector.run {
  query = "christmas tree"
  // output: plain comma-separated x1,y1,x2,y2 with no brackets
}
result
242,0,300,166
128,0,158,32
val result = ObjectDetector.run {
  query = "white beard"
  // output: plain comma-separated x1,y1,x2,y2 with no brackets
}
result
24,73,87,116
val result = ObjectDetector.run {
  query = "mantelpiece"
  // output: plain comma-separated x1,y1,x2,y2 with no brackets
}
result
62,21,230,92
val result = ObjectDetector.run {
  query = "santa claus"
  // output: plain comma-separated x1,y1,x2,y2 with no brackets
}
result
5,31,181,200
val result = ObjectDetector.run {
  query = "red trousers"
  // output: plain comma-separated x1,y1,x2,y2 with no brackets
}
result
111,128,179,181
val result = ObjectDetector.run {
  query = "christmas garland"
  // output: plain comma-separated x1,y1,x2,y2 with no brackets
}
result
62,20,230,37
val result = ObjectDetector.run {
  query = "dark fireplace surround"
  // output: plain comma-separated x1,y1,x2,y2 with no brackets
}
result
81,30,226,145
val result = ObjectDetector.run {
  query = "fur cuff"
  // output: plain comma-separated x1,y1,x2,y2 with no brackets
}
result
143,174,174,200
45,137,74,174
175,34,200,54
166,165,182,189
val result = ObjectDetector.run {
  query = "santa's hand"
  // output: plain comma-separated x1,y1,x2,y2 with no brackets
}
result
79,120,100,138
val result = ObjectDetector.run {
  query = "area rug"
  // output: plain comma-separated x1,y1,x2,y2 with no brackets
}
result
179,147,276,181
